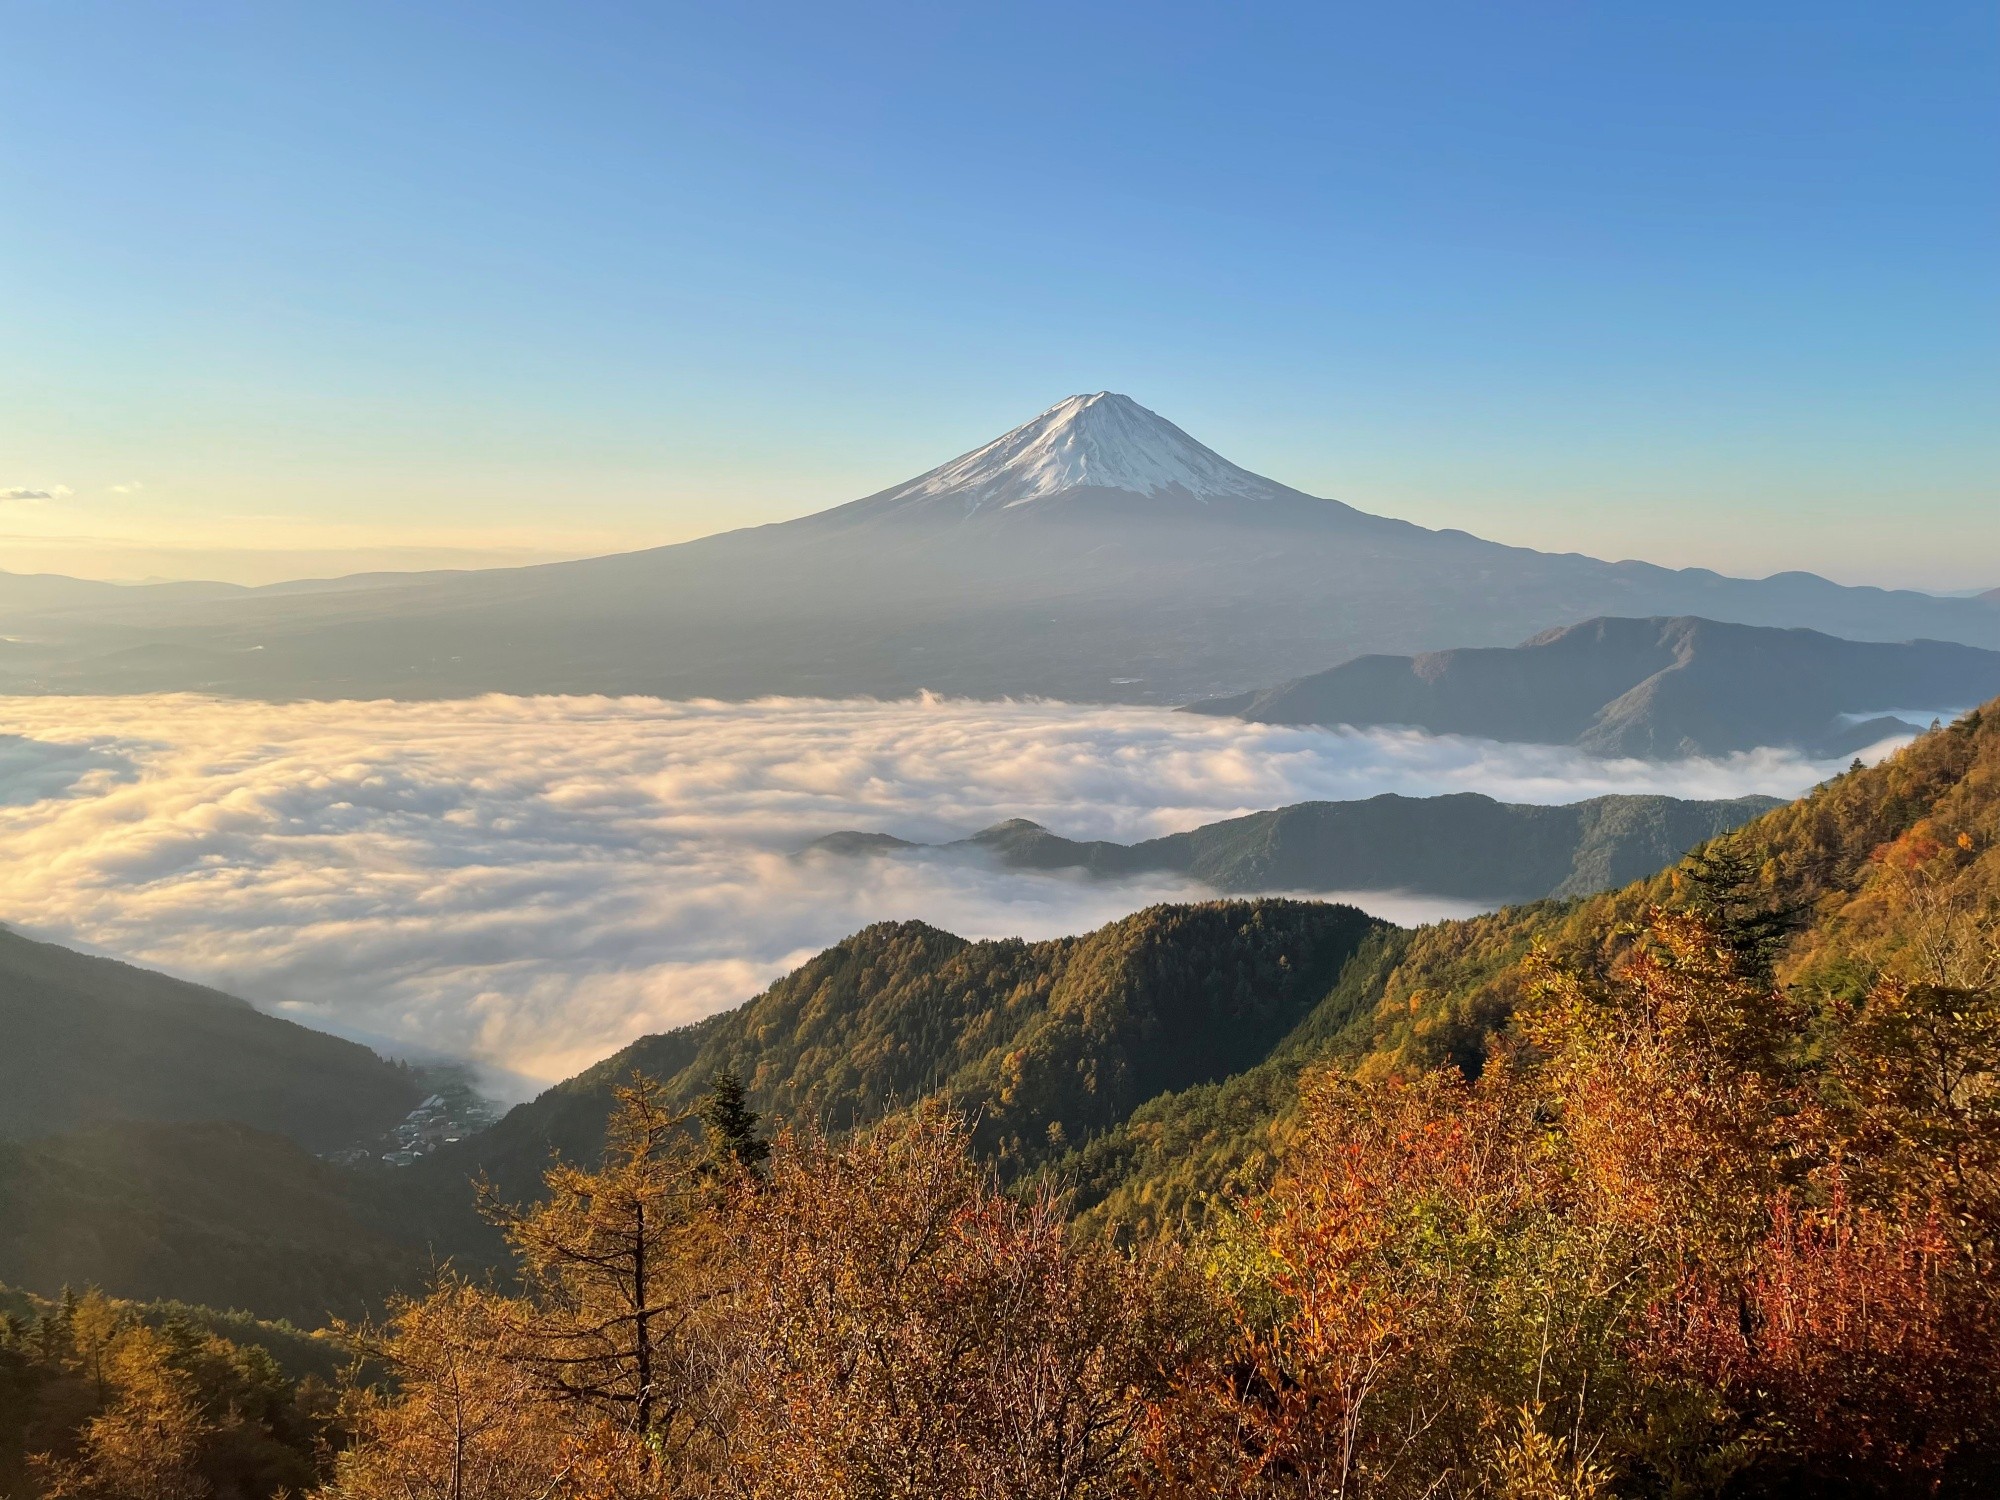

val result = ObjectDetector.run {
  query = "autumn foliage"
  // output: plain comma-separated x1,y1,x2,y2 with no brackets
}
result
300,887,1997,1500
0,1288,334,1500
1149,904,2000,1499
10,889,1987,1498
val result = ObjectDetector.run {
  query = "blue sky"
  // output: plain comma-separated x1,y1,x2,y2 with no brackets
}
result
3,2,1995,586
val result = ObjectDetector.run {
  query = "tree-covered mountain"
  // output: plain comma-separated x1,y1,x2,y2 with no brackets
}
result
0,925,420,1150
432,900,1388,1209
1188,614,2000,756
0,1123,430,1328
1062,698,2000,1235
430,700,1996,1245
0,902,1391,1316
295,707,2000,1499
0,926,433,1326
809,789,1781,902
438,696,2000,1254
0,399,1994,703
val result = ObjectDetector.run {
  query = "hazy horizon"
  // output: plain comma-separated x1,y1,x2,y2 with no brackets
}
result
2,384,1996,592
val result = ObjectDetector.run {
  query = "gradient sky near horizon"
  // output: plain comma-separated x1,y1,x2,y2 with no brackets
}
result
4,3,1996,588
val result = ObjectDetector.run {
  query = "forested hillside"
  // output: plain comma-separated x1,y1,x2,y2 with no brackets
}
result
0,1283,340,1497
302,706,1997,1498
409,702,1999,1265
0,926,419,1150
472,703,1998,1246
0,1123,431,1328
437,900,1388,1206
1062,702,2000,1235
2,706,1996,1494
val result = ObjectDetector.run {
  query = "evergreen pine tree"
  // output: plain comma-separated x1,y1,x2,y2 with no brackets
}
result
699,1069,769,1175
1675,843,1802,984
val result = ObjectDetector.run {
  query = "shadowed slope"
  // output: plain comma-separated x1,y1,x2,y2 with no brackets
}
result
0,1123,430,1327
0,925,420,1150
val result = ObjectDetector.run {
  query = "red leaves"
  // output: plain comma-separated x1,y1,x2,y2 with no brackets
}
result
1182,907,2000,1495
1659,1185,1982,1479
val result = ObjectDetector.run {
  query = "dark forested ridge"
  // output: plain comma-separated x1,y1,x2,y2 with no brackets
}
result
810,790,1780,902
1190,614,2000,756
0,1123,430,1328
0,926,429,1328
0,925,420,1149
435,899,1389,1207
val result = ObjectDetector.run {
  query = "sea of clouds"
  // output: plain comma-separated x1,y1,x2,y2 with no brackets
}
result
0,694,1885,1093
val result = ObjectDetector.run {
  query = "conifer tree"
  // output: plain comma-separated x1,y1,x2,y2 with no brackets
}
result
699,1068,769,1176
479,1073,728,1475
1675,843,1801,983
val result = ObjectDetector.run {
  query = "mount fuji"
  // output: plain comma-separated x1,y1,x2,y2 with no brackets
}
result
831,391,1315,517
2,393,1994,702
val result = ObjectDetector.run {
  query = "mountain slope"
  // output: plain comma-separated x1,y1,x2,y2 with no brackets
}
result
0,924,420,1150
811,790,1781,902
454,699,2000,1241
1063,699,2000,1234
14,705,1996,1326
1189,614,2000,755
0,902,1388,1319
0,1123,431,1327
1,397,1994,703
428,900,1387,1209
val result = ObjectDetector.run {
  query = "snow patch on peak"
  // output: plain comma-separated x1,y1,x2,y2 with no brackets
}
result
868,392,1293,515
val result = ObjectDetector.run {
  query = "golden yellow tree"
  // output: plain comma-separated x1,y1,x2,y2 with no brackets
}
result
35,1324,213,1500
325,1277,610,1500
481,1074,734,1486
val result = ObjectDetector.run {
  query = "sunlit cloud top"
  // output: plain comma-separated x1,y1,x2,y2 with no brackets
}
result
0,693,1884,1091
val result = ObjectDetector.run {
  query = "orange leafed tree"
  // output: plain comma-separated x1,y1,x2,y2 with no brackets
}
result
723,1105,1194,1500
1165,905,2000,1498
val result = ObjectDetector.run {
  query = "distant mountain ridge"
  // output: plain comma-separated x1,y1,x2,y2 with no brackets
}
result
806,789,1782,903
0,396,1994,702
1188,615,2000,757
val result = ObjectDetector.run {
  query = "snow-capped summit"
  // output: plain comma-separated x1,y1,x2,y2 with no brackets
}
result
852,392,1300,519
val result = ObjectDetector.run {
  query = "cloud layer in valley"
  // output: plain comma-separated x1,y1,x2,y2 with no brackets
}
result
0,694,1887,1092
